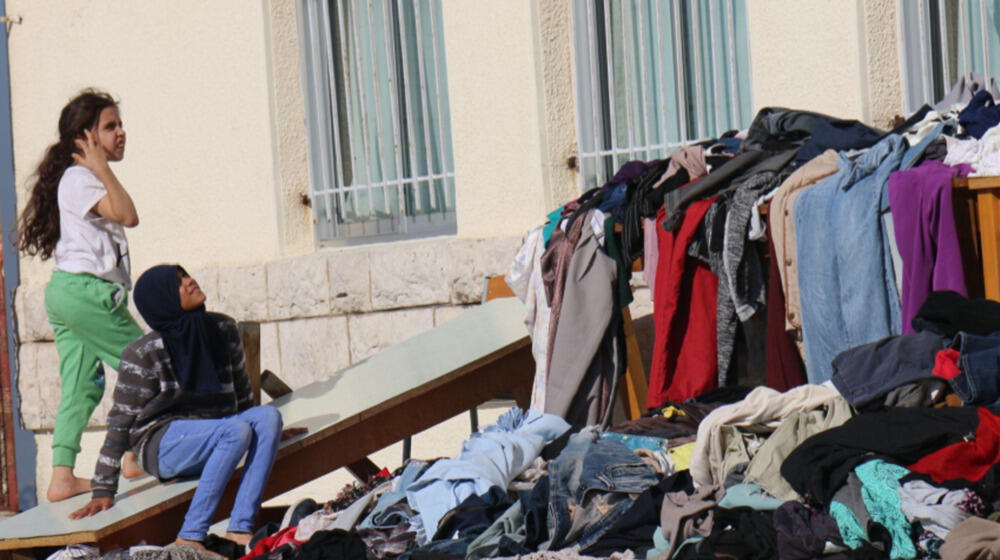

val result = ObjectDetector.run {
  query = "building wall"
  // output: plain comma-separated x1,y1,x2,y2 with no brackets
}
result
9,1,283,285
747,0,904,129
7,0,909,504
6,0,580,503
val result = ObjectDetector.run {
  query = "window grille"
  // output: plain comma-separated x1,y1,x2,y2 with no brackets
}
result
571,0,752,190
899,0,1000,114
298,0,455,245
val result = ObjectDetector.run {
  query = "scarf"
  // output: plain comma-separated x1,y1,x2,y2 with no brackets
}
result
133,264,225,394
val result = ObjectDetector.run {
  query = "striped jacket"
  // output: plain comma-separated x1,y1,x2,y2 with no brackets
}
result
92,312,254,498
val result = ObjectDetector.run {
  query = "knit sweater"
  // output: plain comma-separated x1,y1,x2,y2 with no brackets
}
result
92,312,254,498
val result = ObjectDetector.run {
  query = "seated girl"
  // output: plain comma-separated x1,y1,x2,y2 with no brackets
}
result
70,264,282,552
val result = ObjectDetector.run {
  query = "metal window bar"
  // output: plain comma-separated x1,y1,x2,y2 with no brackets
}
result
901,0,1000,115
671,0,689,140
572,0,750,191
726,0,739,126
299,0,456,244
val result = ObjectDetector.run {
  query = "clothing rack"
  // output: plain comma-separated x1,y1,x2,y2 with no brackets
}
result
952,175,1000,300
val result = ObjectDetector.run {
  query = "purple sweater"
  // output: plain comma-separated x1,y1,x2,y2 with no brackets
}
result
888,160,973,334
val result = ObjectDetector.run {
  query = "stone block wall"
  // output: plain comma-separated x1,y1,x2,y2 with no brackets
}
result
15,236,523,430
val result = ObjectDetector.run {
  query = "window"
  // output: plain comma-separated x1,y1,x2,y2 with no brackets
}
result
571,0,752,190
899,0,1000,114
297,0,455,245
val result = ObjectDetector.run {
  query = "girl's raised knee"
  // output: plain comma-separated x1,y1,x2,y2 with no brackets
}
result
253,406,283,432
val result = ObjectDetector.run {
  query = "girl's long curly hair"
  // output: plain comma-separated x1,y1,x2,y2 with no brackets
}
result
16,89,118,259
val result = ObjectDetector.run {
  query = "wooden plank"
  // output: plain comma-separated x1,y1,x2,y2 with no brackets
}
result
344,458,382,482
952,188,986,299
237,322,261,406
953,176,1000,191
977,189,1000,301
617,306,648,420
485,275,515,301
0,298,534,552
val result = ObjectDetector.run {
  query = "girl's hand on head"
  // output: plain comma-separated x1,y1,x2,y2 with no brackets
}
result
72,128,108,173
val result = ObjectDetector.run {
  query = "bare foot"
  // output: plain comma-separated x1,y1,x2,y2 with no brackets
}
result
122,452,145,479
173,539,225,559
47,466,91,502
225,531,253,546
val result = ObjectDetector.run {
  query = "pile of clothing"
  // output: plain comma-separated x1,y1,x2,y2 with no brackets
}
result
45,74,1000,560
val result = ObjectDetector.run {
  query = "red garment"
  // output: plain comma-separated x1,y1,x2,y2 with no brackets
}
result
933,348,962,380
908,407,1000,483
239,526,303,560
647,196,718,408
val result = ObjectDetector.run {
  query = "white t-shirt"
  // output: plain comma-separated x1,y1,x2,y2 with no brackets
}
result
53,166,131,289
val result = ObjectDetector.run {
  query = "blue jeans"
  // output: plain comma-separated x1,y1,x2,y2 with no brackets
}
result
546,429,657,550
158,406,283,541
948,331,1000,407
795,134,905,383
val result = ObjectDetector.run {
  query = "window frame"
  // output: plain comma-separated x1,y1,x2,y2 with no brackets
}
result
570,0,752,191
296,0,457,246
898,0,1000,114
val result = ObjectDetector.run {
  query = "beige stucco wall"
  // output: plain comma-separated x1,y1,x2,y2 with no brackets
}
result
747,0,903,128
443,0,570,238
263,0,314,257
748,1,868,120
8,1,285,291
860,0,905,128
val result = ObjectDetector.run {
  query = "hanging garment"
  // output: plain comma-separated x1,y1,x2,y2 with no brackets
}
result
545,210,621,428
888,160,972,334
652,145,710,190
662,150,767,232
715,149,797,381
541,213,588,362
764,233,806,391
794,134,905,384
647,196,719,408
768,150,839,341
507,226,552,411
643,147,710,293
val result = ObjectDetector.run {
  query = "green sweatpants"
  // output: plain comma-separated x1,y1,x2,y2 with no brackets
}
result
45,270,142,467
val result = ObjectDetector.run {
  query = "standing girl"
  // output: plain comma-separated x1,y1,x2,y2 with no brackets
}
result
16,90,143,501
